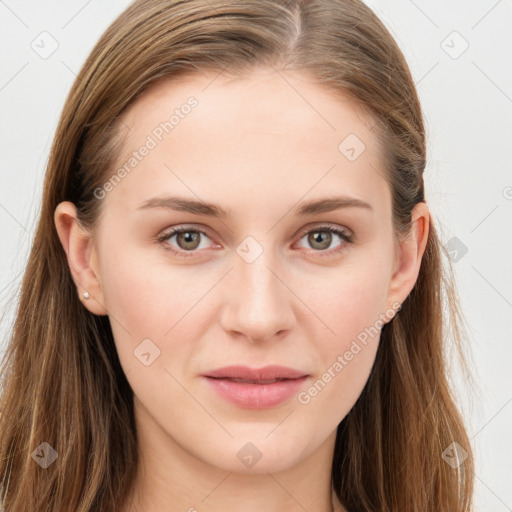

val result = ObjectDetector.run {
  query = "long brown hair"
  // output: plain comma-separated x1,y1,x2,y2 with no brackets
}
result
0,0,474,510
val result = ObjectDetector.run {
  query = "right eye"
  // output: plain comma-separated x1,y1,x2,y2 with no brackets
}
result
157,226,218,258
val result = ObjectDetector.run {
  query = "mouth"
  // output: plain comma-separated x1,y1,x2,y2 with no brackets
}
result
203,364,308,381
201,366,309,409
208,377,296,384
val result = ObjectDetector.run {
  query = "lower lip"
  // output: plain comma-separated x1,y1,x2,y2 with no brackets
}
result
203,376,308,409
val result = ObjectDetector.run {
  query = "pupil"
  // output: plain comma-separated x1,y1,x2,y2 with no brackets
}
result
309,231,331,250
179,231,199,249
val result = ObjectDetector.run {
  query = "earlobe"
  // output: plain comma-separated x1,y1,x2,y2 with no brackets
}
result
386,201,430,310
54,201,108,315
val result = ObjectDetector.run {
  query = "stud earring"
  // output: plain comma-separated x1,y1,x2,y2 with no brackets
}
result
83,291,90,300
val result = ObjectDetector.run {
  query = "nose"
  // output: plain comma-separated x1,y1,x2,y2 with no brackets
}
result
219,247,295,344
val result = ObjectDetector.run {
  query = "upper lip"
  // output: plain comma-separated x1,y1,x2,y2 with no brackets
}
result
203,365,308,380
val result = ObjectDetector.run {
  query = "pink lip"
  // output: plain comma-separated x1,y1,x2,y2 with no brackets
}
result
202,365,309,409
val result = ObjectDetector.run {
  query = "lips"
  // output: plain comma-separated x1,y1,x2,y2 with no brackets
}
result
204,365,308,381
202,365,309,409
219,377,282,384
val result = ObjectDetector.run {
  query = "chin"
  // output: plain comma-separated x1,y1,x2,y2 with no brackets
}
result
202,435,310,475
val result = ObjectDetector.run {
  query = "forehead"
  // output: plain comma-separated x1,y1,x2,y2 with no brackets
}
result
122,68,376,144
106,68,389,216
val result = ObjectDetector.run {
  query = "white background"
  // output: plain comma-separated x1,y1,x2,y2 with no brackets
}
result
1,1,511,510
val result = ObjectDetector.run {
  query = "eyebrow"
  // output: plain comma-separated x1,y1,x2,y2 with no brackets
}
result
137,195,373,218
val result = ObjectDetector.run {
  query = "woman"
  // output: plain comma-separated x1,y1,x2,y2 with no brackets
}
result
0,0,474,510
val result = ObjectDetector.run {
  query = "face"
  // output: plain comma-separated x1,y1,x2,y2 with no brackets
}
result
75,68,409,474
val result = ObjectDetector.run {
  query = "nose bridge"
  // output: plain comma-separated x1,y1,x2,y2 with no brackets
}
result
220,239,294,342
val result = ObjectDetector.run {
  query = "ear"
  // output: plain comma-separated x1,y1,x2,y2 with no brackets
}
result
54,201,108,315
386,201,430,312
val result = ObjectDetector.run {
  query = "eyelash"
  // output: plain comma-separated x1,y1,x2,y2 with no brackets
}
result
156,225,354,259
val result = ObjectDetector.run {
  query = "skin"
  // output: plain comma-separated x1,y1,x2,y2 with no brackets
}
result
55,68,429,512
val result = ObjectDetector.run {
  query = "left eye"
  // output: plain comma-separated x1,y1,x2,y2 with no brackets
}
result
157,225,352,258
296,226,352,253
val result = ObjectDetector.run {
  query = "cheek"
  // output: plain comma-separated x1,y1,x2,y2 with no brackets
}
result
305,247,392,339
297,253,392,413
97,243,210,376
